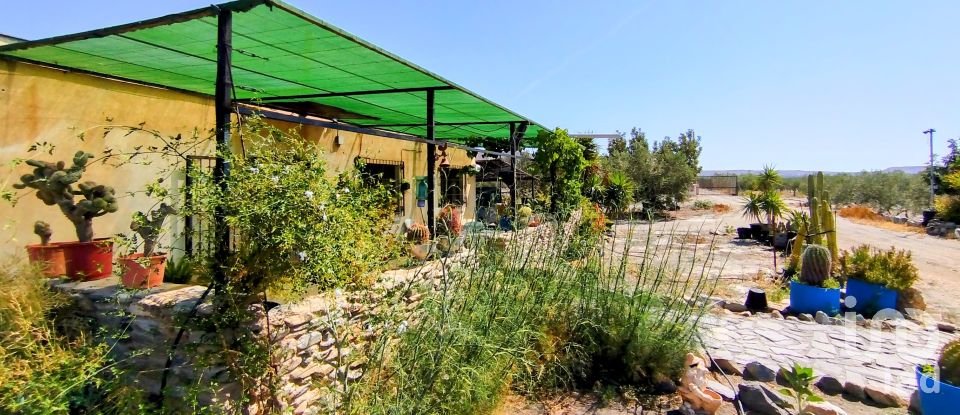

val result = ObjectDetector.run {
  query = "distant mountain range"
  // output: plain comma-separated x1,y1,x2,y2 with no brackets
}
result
701,166,926,177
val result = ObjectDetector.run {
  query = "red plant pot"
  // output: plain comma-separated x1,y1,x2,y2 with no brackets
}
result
61,239,114,281
26,243,66,277
120,253,167,289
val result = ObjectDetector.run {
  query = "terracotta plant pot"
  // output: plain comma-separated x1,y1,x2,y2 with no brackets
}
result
26,243,67,277
120,253,167,289
61,239,114,281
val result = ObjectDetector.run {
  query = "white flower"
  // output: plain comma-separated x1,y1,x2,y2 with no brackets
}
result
397,320,408,334
342,187,350,194
322,213,328,221
298,251,308,261
335,193,340,200
304,190,314,199
248,167,259,174
271,176,279,183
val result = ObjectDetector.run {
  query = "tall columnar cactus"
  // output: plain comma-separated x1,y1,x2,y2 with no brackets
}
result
820,197,839,271
789,221,807,271
799,244,831,287
33,221,52,245
939,338,960,387
13,151,118,242
130,204,176,256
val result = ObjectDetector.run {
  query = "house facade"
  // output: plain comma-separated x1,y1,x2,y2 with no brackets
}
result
0,60,476,256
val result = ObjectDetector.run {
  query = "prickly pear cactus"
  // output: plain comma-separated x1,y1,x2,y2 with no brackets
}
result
799,244,831,287
33,221,52,245
940,338,960,387
13,151,118,242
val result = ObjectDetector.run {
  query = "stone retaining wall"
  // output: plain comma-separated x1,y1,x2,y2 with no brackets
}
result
53,256,462,414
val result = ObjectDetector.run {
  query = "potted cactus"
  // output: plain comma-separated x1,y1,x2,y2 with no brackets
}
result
120,204,175,289
25,220,66,277
917,339,960,414
789,244,841,315
14,151,118,281
405,222,434,260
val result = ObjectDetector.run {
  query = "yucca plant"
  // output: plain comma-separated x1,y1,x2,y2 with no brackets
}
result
741,192,764,223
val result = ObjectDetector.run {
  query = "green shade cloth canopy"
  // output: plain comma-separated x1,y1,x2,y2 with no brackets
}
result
0,0,544,143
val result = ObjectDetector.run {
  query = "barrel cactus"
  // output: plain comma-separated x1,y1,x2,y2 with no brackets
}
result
13,151,118,242
33,221,52,245
799,244,831,287
940,338,960,386
406,223,430,244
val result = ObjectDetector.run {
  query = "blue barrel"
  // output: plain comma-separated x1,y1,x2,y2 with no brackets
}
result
789,281,841,315
917,367,960,415
845,278,898,314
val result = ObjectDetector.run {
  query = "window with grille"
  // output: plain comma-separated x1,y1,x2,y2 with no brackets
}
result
440,167,467,206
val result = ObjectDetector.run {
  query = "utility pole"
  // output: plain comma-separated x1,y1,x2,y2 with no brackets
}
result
924,129,936,208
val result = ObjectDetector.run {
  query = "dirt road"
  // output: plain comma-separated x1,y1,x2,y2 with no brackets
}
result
676,193,960,321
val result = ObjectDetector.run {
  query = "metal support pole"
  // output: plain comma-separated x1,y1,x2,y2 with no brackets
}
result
426,90,436,235
184,157,194,256
924,128,936,208
213,9,233,287
509,123,518,218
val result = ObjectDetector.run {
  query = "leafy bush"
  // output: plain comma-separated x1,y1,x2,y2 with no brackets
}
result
934,195,960,223
348,218,717,414
188,118,402,295
692,200,714,210
839,244,919,291
0,259,143,414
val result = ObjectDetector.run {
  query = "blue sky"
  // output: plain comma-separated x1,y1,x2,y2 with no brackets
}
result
2,1,957,171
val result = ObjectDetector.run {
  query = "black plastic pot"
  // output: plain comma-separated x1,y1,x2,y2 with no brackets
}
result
745,288,769,311
749,223,764,239
922,210,937,227
736,227,752,239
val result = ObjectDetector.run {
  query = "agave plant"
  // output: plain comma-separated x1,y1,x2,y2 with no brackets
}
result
741,192,764,223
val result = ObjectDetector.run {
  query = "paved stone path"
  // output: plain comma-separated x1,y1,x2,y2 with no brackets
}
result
699,313,957,399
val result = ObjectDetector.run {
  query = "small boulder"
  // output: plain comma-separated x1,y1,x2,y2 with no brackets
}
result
909,390,922,414
815,375,844,395
938,322,957,333
897,287,926,312
745,361,777,382
799,313,814,322
706,380,735,401
815,311,831,324
864,385,906,408
711,357,743,376
724,302,748,313
801,401,848,415
843,381,866,401
737,383,789,415
770,310,784,319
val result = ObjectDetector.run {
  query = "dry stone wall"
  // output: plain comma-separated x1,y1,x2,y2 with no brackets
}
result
53,256,464,414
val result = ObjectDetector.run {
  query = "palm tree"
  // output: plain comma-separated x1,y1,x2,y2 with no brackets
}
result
760,191,789,227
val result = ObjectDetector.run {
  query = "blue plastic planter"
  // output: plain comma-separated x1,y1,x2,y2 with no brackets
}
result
917,367,960,415
845,278,898,314
789,281,841,315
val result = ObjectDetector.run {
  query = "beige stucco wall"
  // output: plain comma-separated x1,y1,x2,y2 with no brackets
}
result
0,60,474,257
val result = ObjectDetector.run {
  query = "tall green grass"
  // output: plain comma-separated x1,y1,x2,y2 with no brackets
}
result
343,214,721,414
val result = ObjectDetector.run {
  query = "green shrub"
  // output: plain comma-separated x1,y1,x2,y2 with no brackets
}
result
839,244,919,291
347,218,716,414
935,195,960,223
187,117,403,296
0,259,144,414
692,200,714,210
